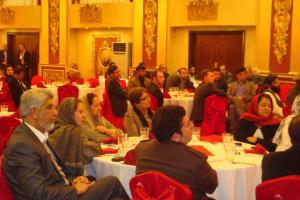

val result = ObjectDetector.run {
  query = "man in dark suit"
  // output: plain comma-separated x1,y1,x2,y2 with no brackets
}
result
190,69,227,124
17,43,32,87
262,114,300,182
0,44,8,69
6,66,27,108
148,71,165,108
135,105,218,199
106,63,128,117
165,68,194,91
2,88,129,200
127,62,151,91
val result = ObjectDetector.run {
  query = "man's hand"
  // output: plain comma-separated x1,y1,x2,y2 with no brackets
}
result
73,176,95,195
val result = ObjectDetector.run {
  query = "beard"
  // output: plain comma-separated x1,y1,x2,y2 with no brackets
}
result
38,119,55,131
271,86,281,93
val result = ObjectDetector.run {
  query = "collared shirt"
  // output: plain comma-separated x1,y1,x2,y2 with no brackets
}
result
236,81,246,96
25,122,48,143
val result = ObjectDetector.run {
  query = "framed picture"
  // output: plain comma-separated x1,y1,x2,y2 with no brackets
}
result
92,34,120,76
41,65,65,81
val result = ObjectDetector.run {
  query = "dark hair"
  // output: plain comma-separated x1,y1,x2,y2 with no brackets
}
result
150,71,163,79
177,67,187,74
289,115,300,147
127,87,148,105
74,98,82,111
14,66,24,75
235,67,246,75
263,74,278,86
86,93,97,106
200,69,212,80
136,62,146,71
107,63,118,75
152,105,186,142
213,67,221,72
257,93,273,110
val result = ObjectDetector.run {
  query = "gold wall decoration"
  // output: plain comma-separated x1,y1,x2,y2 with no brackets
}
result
144,0,158,61
0,7,15,24
187,0,219,20
80,4,102,23
49,0,59,64
42,66,65,82
272,0,292,64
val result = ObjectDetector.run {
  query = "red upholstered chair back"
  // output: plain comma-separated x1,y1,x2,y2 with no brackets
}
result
0,155,14,200
87,77,99,88
0,82,16,112
256,175,300,200
149,94,158,111
280,83,294,104
57,84,79,105
130,171,192,200
100,92,124,130
31,75,45,86
201,95,229,136
0,116,21,155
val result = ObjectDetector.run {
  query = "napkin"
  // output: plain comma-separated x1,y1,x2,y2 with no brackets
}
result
191,145,214,156
87,78,99,88
163,91,171,99
200,135,222,143
244,143,267,155
103,138,118,144
36,82,47,88
124,149,136,165
102,148,118,154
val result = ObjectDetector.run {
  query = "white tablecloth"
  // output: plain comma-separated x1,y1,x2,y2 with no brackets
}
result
86,140,263,200
164,97,194,117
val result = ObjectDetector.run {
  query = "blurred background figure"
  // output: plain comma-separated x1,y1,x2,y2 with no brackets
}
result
220,65,233,84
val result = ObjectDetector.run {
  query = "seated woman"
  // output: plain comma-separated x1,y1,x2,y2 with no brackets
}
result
81,93,121,140
235,93,281,152
273,94,300,151
49,97,102,177
124,87,153,137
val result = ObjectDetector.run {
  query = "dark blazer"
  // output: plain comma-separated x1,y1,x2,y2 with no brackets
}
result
262,146,300,182
2,123,77,200
106,78,128,117
6,76,27,108
165,73,194,91
148,82,163,108
190,82,227,122
135,140,218,200
0,50,7,67
235,118,279,152
17,50,31,68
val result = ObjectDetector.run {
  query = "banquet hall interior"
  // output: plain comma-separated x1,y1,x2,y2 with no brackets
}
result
1,0,300,200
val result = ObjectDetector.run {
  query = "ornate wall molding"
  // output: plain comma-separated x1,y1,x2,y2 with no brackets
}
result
269,0,293,73
80,4,102,23
142,0,157,68
49,0,59,64
0,7,15,24
187,0,219,20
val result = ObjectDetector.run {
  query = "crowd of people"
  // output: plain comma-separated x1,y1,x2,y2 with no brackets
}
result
2,59,300,199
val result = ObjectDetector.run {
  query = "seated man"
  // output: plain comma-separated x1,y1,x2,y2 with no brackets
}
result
165,67,194,91
135,105,218,200
2,89,129,200
262,114,300,182
148,71,165,108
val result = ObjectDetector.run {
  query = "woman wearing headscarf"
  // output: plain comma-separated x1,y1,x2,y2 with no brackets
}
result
273,95,300,151
235,93,281,152
49,97,102,177
124,87,153,137
81,93,122,140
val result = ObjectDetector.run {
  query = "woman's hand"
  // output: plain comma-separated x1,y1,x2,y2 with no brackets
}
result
247,136,258,144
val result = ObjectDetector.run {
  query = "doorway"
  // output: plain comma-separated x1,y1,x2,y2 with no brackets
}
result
7,32,39,75
189,31,245,75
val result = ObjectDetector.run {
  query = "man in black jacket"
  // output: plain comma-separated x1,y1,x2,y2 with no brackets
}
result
262,114,300,181
3,89,129,200
148,71,165,108
106,64,128,117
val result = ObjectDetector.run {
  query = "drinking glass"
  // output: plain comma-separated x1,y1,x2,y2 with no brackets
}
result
222,133,234,161
117,133,127,156
192,126,200,142
140,127,150,141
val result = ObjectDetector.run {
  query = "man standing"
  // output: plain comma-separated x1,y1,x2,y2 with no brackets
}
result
127,62,151,91
190,69,227,124
2,89,129,200
106,63,128,117
148,71,165,108
17,44,31,87
135,105,218,199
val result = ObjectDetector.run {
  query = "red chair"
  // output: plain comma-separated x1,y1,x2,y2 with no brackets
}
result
256,175,300,200
31,75,46,86
87,77,99,88
57,84,79,105
149,94,158,111
0,82,16,112
0,155,14,200
283,105,292,117
100,92,124,130
201,95,229,136
280,83,294,104
0,116,21,155
130,171,192,200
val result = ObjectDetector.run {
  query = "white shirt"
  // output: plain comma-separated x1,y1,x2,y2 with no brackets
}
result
24,122,48,143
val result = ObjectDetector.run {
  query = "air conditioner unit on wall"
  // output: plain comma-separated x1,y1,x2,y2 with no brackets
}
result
112,42,132,78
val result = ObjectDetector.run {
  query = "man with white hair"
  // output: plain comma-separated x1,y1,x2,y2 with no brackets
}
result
2,89,129,200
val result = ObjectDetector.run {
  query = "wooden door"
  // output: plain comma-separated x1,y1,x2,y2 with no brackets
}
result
7,32,39,75
189,31,244,75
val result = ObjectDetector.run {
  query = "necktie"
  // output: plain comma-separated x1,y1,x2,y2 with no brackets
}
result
43,142,70,185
